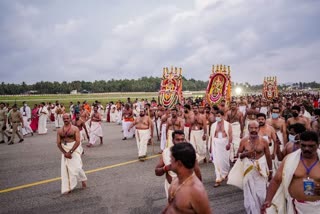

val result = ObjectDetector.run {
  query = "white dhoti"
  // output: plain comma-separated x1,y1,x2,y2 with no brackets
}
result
55,114,63,128
122,120,135,138
160,124,167,151
276,130,284,152
89,121,103,145
230,122,241,162
110,111,117,123
190,129,206,162
243,156,268,214
184,125,190,141
166,130,173,148
163,147,177,198
21,116,33,135
61,141,87,194
292,198,320,213
38,114,47,134
239,106,246,116
211,137,230,182
135,129,150,157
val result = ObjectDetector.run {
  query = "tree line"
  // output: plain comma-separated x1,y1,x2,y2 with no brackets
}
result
0,78,319,95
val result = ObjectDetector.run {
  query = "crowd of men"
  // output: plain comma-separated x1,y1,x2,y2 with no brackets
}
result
1,92,320,213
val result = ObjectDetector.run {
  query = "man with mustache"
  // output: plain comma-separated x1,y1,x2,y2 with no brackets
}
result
262,131,320,213
166,108,184,148
183,104,194,142
287,105,311,130
257,113,278,163
57,113,87,194
189,104,207,163
236,120,272,214
226,101,244,162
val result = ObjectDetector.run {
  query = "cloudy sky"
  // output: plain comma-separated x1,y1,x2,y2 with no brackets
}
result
0,0,319,84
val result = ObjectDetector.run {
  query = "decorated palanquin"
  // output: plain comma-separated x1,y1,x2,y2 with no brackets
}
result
158,66,183,109
263,76,278,100
205,65,231,105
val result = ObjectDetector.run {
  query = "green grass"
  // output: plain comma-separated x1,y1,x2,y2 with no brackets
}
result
0,91,206,107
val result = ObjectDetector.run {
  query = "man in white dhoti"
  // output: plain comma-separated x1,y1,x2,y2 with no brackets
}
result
54,104,64,129
38,102,48,134
159,107,169,153
209,110,232,187
20,102,33,136
257,113,278,174
190,105,207,163
237,120,272,214
155,131,202,199
128,108,153,161
57,114,87,194
87,105,103,147
226,101,244,162
122,103,135,140
262,131,320,214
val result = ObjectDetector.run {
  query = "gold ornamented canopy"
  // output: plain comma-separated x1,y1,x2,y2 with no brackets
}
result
158,66,183,109
205,65,231,105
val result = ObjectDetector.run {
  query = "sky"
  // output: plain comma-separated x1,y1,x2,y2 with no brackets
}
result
0,0,319,84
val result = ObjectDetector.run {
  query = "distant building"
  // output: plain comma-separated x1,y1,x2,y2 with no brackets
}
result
70,90,77,94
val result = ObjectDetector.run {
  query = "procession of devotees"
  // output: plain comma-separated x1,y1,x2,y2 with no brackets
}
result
1,93,320,214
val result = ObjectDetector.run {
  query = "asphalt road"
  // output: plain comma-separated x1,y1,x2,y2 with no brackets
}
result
0,122,245,214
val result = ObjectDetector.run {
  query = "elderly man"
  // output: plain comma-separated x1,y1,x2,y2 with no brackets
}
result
262,131,320,213
162,143,211,214
57,114,87,194
237,120,272,214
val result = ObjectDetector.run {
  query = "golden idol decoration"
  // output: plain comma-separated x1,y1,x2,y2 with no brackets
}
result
206,65,231,105
158,66,183,109
263,76,278,100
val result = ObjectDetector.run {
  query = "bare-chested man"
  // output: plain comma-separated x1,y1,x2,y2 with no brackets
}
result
257,113,278,161
183,104,194,142
189,105,207,163
155,130,202,199
128,108,153,161
57,114,87,194
244,101,259,136
72,111,89,144
87,105,103,147
238,96,248,116
262,131,320,213
226,101,244,161
159,107,169,153
276,123,306,161
267,107,287,151
162,143,211,214
122,103,135,140
166,108,184,148
209,110,232,187
311,109,320,136
287,105,311,130
237,120,272,214
219,99,228,115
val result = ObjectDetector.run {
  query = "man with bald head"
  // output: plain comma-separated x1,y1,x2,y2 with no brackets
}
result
57,113,87,194
237,120,272,214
